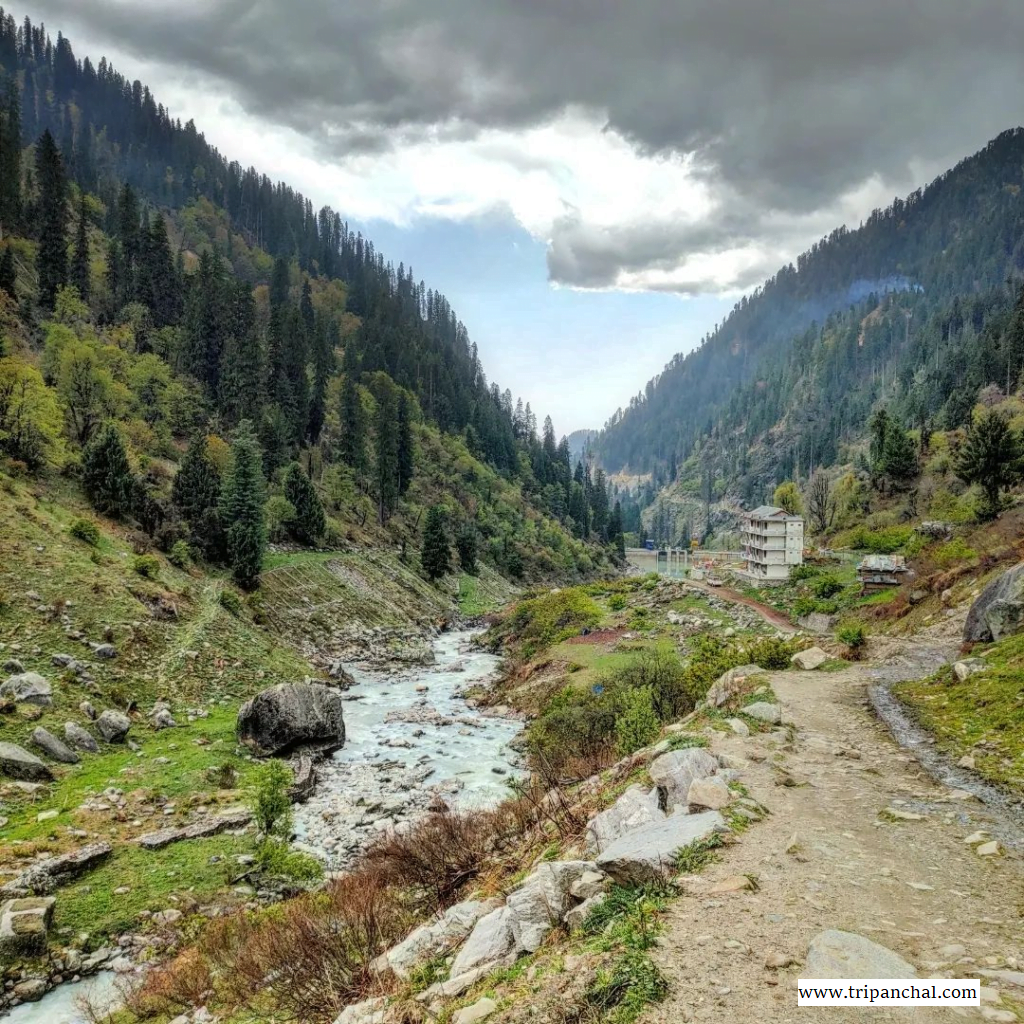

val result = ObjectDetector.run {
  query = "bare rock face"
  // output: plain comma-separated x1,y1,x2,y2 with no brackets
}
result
0,742,53,782
964,563,1024,643
237,681,346,757
805,929,916,979
0,896,56,956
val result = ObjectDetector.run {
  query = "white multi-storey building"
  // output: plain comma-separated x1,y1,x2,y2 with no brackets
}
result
740,505,804,582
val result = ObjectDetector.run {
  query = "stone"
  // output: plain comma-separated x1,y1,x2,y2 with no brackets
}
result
453,997,497,1024
137,811,252,850
0,741,53,782
30,726,80,764
417,961,508,1002
704,664,764,708
964,563,1024,643
976,841,1002,857
150,708,177,730
65,721,100,753
958,754,976,769
687,777,732,810
96,709,131,743
0,672,52,706
649,747,719,811
13,978,47,1001
797,612,838,633
333,996,387,1024
743,702,782,725
585,784,664,854
93,643,117,659
288,755,317,803
565,892,606,931
37,809,58,822
507,861,596,952
953,658,987,681
570,870,607,901
450,906,518,977
80,700,97,720
765,951,798,969
791,647,829,670
727,718,750,737
707,875,754,893
596,811,727,884
0,896,56,955
964,831,990,845
381,898,501,979
0,843,113,898
237,681,346,757
153,908,183,926
805,930,916,980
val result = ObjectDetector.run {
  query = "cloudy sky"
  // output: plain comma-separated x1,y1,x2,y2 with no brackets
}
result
23,1,1024,433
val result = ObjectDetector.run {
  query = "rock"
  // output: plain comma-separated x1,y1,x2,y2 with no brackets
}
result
0,896,56,955
708,875,754,893
765,951,798,969
0,672,52,706
454,997,498,1024
288,755,317,803
137,811,252,850
150,708,176,730
958,755,976,769
0,742,53,782
565,892,606,931
742,702,782,725
570,870,607,901
976,841,1002,857
237,681,346,757
153,908,183,926
687,776,732,810
964,563,1024,643
96,709,131,743
727,718,750,737
450,906,518,977
80,700,97,720
12,978,47,1001
3,657,25,673
0,843,112,898
953,658,986,681
585,784,664,854
333,996,387,1024
805,930,916,979
649,747,719,812
92,643,117,659
65,721,100,753
30,726,80,764
791,647,829,670
596,811,727,884
507,861,596,952
704,664,763,708
417,961,508,1002
381,898,501,979
327,661,357,687
797,612,837,633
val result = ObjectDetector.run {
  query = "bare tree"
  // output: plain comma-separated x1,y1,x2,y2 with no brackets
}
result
807,470,836,535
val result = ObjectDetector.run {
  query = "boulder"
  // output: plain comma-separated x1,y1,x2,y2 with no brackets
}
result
953,658,986,682
0,896,56,956
92,643,117,659
585,785,663,854
453,997,497,1024
151,708,177,730
65,721,100,753
13,978,47,1001
0,843,112,898
30,726,80,765
0,672,52,706
796,612,837,634
417,961,509,1002
96,709,131,743
648,747,719,812
136,811,252,850
237,682,346,757
570,870,607,901
0,742,53,782
805,929,916,979
507,861,596,952
565,893,606,931
333,997,387,1024
704,664,763,708
687,776,732,810
743,702,782,725
380,898,501,980
963,563,1024,643
727,718,750,737
596,811,726,884
791,647,829,671
2,658,24,673
450,906,517,977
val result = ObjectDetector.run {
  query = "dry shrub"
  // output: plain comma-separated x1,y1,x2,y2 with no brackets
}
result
128,947,213,1017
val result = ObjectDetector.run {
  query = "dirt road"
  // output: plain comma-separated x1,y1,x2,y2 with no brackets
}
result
647,655,1023,1023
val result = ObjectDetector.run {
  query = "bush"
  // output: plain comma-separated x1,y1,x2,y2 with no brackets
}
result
615,686,660,755
220,589,242,615
836,622,867,659
812,574,844,598
255,837,323,882
746,636,798,670
69,517,100,546
131,553,161,579
608,593,628,611
789,564,820,582
845,524,914,554
934,537,978,567
251,760,293,839
167,539,191,568
502,587,602,657
614,648,692,722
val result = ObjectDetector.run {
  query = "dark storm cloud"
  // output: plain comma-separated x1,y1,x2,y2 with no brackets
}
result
32,0,1024,290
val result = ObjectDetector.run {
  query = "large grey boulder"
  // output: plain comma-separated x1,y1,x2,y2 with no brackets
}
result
797,612,837,634
649,747,719,812
30,727,80,765
585,785,664,854
0,897,56,956
237,682,346,757
449,906,517,977
805,930,916,979
333,997,387,1024
379,898,501,980
703,664,763,708
743,702,783,725
65,721,100,753
0,843,112,898
1,672,52,706
596,811,726,884
0,742,53,782
791,647,829,670
96,709,131,743
964,563,1024,643
506,861,597,952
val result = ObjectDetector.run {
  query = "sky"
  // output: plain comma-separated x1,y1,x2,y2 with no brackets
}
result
20,1,1024,433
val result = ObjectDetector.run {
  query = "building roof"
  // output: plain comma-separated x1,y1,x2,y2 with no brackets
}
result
857,554,908,572
744,505,803,521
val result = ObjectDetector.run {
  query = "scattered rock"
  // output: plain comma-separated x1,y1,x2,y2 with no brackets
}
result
704,664,764,707
92,643,117,659
417,961,508,1002
765,951,798,969
80,700,97,720
12,978,47,1001
958,754,976,769
585,784,664,854
727,718,750,737
565,892,606,931
0,896,56,955
649,747,719,811
137,811,253,850
0,741,53,782
743,702,782,725
2,658,25,673
507,861,597,952
805,930,916,979
596,811,727,884
570,870,607,901
64,721,100,753
30,726,80,764
152,908,184,927
450,906,518,977
963,563,1024,643
454,997,497,1024
0,672,52,706
150,708,177,730
964,831,990,846
237,681,346,757
0,843,112,898
708,875,755,893
96,709,131,743
687,776,732,810
976,841,1002,857
797,612,837,633
333,996,387,1024
791,647,829,670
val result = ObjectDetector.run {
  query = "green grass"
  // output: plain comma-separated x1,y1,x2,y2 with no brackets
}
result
673,833,725,873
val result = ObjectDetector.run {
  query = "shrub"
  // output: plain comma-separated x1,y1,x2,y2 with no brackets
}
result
844,524,913,554
131,553,161,579
220,589,242,615
614,648,692,722
502,587,602,657
789,564,820,582
615,686,660,756
746,636,798,670
608,593,628,611
836,622,867,659
69,517,100,546
934,537,978,568
251,760,293,839
167,539,191,568
812,574,843,598
255,838,323,882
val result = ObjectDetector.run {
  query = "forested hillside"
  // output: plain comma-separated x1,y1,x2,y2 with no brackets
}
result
0,10,624,585
598,127,1024,504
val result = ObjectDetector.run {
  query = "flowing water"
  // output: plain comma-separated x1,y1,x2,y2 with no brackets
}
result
4,972,118,1023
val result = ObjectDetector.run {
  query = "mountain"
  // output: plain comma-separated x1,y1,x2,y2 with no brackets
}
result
596,128,1024,504
566,428,598,467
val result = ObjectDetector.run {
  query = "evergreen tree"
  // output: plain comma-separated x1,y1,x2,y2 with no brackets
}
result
0,77,22,234
172,433,221,527
338,371,366,473
284,462,326,544
258,404,291,479
397,390,414,495
375,383,400,523
219,283,263,424
82,423,133,517
421,505,451,581
953,409,1023,518
0,245,14,299
882,422,917,486
182,250,227,396
34,129,69,309
306,367,327,444
456,523,478,574
219,420,266,588
609,500,626,558
71,192,90,301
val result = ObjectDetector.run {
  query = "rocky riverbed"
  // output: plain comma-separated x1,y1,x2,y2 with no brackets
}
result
294,630,523,868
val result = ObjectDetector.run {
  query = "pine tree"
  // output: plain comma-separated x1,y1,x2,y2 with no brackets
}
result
609,500,626,559
0,245,14,299
375,384,400,523
219,283,263,424
71,192,90,301
34,129,69,309
0,77,22,235
115,183,140,305
219,420,266,588
397,390,414,495
456,524,478,574
421,505,451,581
882,422,917,486
172,433,221,526
258,404,291,479
953,409,1023,518
284,462,326,544
82,423,133,517
339,372,365,471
